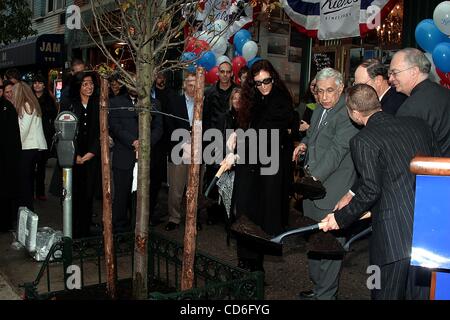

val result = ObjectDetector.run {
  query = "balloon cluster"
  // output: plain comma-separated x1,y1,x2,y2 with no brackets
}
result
415,1,450,86
181,22,262,85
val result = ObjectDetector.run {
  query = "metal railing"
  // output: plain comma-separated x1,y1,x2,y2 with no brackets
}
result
22,231,264,300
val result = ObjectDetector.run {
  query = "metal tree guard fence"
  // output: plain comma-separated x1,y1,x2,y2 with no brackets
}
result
22,231,264,300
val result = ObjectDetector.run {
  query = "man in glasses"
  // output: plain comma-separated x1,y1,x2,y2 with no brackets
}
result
203,59,236,225
293,68,359,300
390,48,450,157
321,84,440,300
354,59,406,115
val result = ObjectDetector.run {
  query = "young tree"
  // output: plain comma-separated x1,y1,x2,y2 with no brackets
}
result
0,0,36,45
85,0,273,299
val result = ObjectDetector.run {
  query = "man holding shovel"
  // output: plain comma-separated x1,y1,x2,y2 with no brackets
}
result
321,84,440,299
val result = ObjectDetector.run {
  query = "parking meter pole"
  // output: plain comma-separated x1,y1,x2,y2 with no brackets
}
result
62,168,73,238
54,111,78,240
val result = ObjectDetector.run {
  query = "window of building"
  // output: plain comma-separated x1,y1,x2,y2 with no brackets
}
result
48,0,65,13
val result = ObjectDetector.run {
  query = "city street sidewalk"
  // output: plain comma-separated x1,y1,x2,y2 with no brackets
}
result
0,272,21,300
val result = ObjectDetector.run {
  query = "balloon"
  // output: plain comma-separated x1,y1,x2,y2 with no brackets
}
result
186,64,197,73
181,52,197,73
247,56,262,68
216,55,231,66
232,56,247,76
194,30,213,42
184,36,197,52
214,19,228,34
433,1,450,36
181,51,196,62
436,67,450,85
433,42,450,72
192,39,210,56
241,40,258,61
415,19,448,53
205,66,219,84
210,36,228,57
198,50,216,71
233,29,251,55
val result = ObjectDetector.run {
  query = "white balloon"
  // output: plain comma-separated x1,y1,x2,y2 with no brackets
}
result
216,55,231,67
242,41,258,62
433,1,450,36
214,19,228,34
210,36,228,57
195,30,214,43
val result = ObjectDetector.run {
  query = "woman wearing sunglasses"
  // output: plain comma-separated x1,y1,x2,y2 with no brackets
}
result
231,59,296,273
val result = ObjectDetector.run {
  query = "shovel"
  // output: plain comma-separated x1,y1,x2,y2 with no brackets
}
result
230,212,371,256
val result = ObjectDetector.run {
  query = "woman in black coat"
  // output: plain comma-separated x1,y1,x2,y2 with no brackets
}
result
0,95,22,232
32,74,58,200
232,60,295,272
59,72,100,238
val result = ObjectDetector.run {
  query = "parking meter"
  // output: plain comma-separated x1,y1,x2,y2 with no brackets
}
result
54,111,78,167
54,111,78,238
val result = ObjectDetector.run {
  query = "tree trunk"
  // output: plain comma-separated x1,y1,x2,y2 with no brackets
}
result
181,67,205,291
99,77,116,299
132,6,154,297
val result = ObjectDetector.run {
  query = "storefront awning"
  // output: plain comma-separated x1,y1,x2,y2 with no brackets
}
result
0,34,64,69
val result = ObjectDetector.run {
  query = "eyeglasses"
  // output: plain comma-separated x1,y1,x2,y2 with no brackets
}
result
219,69,232,74
352,78,372,86
316,87,337,95
388,66,415,77
254,77,273,87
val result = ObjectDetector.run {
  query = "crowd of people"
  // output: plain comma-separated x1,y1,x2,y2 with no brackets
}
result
0,47,449,300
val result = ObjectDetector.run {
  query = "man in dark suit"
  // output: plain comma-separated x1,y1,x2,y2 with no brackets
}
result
389,48,450,157
354,59,407,115
322,84,440,300
109,85,163,233
293,68,359,300
164,72,196,231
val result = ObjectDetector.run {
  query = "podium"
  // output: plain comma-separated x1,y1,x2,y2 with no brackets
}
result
410,157,450,300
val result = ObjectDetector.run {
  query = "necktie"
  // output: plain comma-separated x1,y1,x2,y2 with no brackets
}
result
318,109,329,129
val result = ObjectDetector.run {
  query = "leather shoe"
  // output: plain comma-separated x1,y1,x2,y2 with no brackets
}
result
298,290,317,300
164,222,179,231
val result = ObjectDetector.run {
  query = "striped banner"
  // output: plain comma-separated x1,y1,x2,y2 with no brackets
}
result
281,0,399,40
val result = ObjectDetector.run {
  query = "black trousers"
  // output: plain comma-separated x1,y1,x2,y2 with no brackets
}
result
371,258,430,300
72,163,94,238
0,197,18,232
18,149,40,211
112,167,134,233
35,150,49,197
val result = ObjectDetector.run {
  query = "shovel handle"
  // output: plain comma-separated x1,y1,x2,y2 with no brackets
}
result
204,163,229,197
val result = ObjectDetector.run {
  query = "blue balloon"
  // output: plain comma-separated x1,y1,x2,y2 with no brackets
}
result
415,19,448,53
198,51,216,71
247,56,262,68
433,42,450,73
186,63,197,73
181,51,196,62
234,29,251,55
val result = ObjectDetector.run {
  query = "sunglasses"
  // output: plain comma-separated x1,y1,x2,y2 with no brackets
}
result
254,77,273,87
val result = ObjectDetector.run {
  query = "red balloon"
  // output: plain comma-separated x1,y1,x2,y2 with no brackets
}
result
232,56,247,77
185,36,197,52
436,67,450,85
205,66,219,84
192,40,210,56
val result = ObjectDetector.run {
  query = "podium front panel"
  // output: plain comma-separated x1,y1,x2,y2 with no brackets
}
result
411,175,450,269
